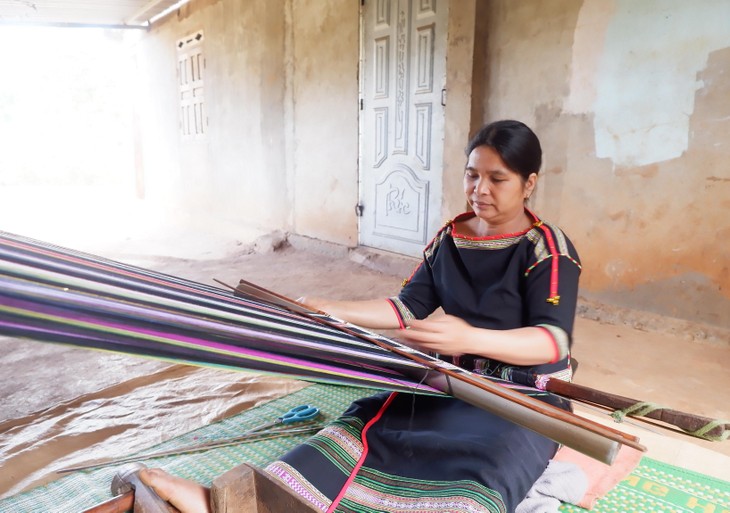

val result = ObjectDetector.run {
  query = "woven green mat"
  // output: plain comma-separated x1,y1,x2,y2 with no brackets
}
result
560,457,730,512
0,384,377,513
2,383,728,513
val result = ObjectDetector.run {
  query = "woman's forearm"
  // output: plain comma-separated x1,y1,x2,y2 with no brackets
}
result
299,297,402,330
463,326,558,366
300,300,559,365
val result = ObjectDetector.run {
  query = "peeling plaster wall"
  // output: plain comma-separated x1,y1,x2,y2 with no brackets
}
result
481,0,730,331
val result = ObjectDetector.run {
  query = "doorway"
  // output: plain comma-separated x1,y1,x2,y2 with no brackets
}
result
358,0,448,257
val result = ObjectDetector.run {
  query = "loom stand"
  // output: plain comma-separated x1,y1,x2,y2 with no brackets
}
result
211,463,320,513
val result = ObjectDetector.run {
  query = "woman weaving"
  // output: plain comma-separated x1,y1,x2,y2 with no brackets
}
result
141,119,582,512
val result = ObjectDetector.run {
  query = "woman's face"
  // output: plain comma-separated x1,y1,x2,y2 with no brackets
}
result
464,145,536,226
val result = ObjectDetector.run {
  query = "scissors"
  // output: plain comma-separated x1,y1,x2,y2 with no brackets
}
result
247,404,320,434
56,404,322,473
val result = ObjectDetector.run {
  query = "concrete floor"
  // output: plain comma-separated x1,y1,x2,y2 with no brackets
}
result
569,318,730,481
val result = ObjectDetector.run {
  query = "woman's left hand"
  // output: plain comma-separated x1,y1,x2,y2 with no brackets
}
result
400,315,476,356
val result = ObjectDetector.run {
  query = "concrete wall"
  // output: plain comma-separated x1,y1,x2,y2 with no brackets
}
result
289,0,360,245
441,0,479,224
478,0,730,332
133,0,359,244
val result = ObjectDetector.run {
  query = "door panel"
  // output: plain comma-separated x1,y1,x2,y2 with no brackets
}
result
360,0,447,257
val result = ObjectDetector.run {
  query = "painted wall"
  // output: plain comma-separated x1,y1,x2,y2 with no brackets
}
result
289,0,360,245
133,0,359,244
479,0,730,331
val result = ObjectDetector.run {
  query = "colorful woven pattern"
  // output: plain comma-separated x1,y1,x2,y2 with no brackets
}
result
560,457,730,512
0,231,439,393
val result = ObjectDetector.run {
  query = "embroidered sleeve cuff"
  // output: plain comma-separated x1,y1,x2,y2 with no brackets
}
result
536,324,570,363
387,297,416,328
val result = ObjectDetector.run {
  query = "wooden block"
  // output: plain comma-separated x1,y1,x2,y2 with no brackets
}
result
211,463,320,513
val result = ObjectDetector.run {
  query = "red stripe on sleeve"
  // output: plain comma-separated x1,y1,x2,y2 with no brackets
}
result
537,223,561,305
385,298,406,329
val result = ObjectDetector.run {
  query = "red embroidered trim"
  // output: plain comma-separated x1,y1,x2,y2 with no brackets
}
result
451,212,533,241
451,210,542,241
537,325,560,363
326,392,398,513
536,222,561,305
385,298,405,329
402,261,423,287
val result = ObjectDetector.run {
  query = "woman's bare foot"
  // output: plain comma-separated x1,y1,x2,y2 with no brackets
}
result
139,468,212,513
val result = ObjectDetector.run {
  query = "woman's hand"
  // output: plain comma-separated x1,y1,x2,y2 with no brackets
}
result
401,315,476,356
401,315,558,365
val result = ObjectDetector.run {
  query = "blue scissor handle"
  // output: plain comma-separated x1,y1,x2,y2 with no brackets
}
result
279,404,320,424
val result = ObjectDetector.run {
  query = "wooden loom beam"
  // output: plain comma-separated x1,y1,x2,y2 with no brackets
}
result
545,378,729,440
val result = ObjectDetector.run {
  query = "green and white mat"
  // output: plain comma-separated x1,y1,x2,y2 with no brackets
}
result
2,384,728,513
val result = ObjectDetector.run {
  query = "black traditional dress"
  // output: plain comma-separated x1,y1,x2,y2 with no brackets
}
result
266,210,582,513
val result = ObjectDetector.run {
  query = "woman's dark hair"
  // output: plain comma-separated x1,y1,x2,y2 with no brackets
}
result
465,120,542,181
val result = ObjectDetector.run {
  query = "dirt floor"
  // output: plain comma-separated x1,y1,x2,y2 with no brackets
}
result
1,224,729,499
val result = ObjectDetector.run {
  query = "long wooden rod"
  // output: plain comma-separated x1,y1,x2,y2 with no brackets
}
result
544,379,729,441
233,279,645,464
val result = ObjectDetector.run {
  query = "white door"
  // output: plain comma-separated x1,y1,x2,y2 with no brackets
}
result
359,0,448,257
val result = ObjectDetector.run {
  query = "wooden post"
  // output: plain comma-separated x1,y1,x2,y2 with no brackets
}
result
211,463,320,513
